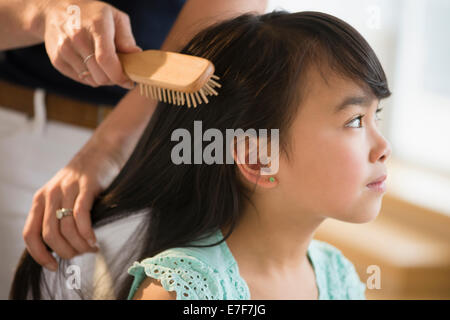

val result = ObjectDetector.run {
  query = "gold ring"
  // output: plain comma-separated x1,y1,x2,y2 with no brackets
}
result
56,208,73,220
78,70,90,79
83,53,95,64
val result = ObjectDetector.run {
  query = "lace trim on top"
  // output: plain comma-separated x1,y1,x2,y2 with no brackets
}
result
127,229,250,300
128,251,223,300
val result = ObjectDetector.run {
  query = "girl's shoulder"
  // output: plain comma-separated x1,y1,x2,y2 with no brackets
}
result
128,249,224,300
127,229,246,300
309,239,367,299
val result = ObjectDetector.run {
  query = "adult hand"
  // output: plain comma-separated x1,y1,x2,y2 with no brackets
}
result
42,0,142,88
22,140,124,271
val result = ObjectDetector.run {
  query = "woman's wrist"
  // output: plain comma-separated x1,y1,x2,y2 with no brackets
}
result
24,0,77,41
23,0,53,41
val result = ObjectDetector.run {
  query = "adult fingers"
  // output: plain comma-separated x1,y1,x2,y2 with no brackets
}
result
57,35,100,87
59,183,98,254
113,11,142,53
23,190,58,271
90,11,135,89
66,27,113,86
72,187,97,248
52,41,97,88
42,186,79,262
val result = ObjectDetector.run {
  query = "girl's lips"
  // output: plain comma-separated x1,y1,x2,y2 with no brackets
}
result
367,174,387,185
366,175,387,193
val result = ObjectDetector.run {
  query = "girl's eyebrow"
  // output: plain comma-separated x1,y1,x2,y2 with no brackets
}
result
333,94,375,114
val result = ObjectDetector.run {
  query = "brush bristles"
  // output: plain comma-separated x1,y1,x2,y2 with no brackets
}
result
138,74,221,108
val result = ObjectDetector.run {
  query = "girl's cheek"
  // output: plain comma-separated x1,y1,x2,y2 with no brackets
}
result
282,127,366,213
309,140,365,210
329,144,366,204
335,144,365,183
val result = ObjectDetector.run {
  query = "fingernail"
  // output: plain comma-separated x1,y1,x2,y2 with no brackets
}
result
45,262,58,272
88,239,98,248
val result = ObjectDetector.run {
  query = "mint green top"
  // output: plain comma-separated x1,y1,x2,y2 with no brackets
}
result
127,228,366,300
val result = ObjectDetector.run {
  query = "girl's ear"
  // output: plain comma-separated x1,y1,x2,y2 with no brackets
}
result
229,135,278,189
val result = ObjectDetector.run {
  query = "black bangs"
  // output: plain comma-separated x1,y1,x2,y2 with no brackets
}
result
293,11,392,99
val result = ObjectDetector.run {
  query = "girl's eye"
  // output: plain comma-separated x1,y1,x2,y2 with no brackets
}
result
346,108,383,128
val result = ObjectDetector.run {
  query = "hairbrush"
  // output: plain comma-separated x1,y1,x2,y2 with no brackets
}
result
118,50,221,108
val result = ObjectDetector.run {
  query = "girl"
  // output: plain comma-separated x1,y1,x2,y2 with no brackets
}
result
10,10,391,300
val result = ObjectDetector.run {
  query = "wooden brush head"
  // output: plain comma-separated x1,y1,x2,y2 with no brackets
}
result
118,50,216,93
118,50,221,108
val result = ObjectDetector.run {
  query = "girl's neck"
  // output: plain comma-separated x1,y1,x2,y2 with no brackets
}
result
220,201,325,281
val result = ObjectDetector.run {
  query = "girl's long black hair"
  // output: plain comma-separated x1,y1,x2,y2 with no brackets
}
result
10,10,391,299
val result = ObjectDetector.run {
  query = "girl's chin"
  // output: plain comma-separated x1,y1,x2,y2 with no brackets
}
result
353,203,383,223
334,200,383,224
352,211,380,224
